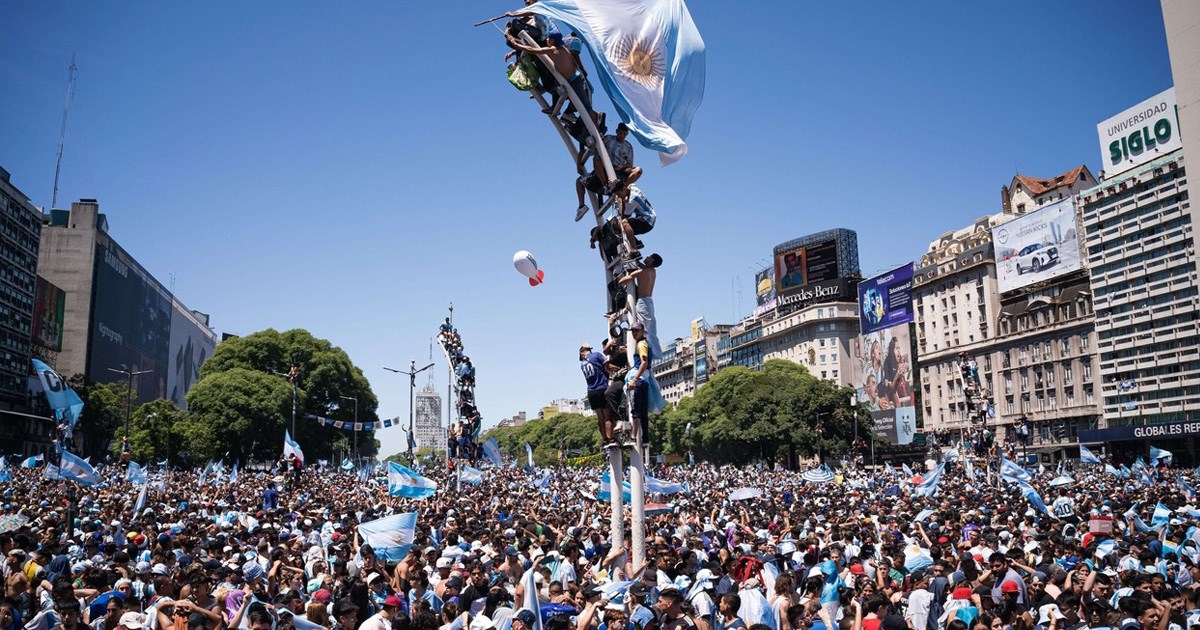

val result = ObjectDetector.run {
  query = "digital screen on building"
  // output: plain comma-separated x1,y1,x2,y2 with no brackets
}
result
754,267,776,316
775,238,840,295
851,323,915,445
88,242,171,403
857,263,914,335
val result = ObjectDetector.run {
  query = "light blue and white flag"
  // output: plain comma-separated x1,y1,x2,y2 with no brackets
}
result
902,463,913,477
1141,468,1156,487
597,470,633,502
965,458,977,481
1133,457,1147,472
645,473,685,494
1018,481,1049,516
1153,502,1172,527
341,459,354,471
459,465,484,485
387,461,437,499
1105,463,1121,477
1079,444,1102,465
1151,446,1174,466
521,0,706,165
525,442,535,467
1179,475,1196,500
519,568,545,630
913,464,944,498
914,509,935,523
58,451,99,486
483,438,503,467
126,462,147,485
228,463,239,484
283,430,304,465
1000,458,1032,484
134,482,148,513
20,454,43,469
31,359,84,430
942,448,959,463
536,471,552,489
357,511,417,562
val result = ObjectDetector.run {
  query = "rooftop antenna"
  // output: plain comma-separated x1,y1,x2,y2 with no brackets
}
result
51,54,78,210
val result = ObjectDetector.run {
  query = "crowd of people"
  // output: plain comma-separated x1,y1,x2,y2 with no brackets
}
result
2,450,1197,630
438,319,480,461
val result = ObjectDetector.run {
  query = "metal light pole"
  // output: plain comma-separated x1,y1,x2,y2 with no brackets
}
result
271,366,300,435
340,395,359,464
108,365,152,453
384,361,435,456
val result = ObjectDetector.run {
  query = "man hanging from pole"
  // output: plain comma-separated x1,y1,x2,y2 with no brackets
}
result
626,323,651,448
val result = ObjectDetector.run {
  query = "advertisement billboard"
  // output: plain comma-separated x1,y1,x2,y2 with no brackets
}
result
857,263,914,335
851,324,915,445
753,267,776,316
167,300,218,408
775,238,840,294
1097,87,1181,177
32,276,66,352
994,198,1083,293
88,242,171,403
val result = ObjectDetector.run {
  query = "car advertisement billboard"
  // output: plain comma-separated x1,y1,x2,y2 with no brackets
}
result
775,237,840,295
1097,87,1181,177
851,324,915,445
857,263,914,335
88,242,171,403
32,276,66,352
994,198,1083,293
753,267,776,316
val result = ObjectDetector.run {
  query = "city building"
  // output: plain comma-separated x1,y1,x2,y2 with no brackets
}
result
495,411,527,428
653,320,730,405
1162,0,1199,169
413,386,444,451
37,200,219,415
914,168,1102,450
540,397,594,418
0,166,51,456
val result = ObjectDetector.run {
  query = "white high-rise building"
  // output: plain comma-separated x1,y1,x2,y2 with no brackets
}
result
413,387,444,451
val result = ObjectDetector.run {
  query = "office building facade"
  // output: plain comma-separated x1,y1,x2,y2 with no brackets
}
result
413,387,444,451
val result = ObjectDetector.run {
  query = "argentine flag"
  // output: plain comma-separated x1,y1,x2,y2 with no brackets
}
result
31,359,85,430
597,470,633,502
459,465,484,485
357,511,417,562
283,430,304,465
522,0,706,165
1079,444,1102,464
21,454,43,469
526,442,535,467
1151,446,1174,466
126,461,148,485
483,438,503,467
1018,481,1049,516
645,473,685,494
387,462,437,498
913,464,944,498
1153,502,1172,527
1000,458,1032,484
58,451,99,486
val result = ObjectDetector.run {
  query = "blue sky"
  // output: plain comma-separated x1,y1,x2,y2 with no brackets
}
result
0,1,1174,458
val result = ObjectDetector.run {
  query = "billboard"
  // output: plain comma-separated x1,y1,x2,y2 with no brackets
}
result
753,267,776,315
994,198,1083,293
167,300,218,408
1097,87,1181,177
857,263,914,335
851,324,915,445
32,276,66,352
775,237,840,294
88,242,171,403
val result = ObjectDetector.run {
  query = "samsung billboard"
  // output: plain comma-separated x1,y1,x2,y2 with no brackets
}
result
857,263,914,335
994,198,1083,293
1097,87,1181,177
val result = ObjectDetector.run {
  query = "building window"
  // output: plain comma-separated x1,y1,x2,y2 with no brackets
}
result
1085,386,1094,405
832,369,839,379
1007,397,1015,415
1044,340,1053,359
1005,374,1012,393
1083,362,1092,380
821,371,827,379
1049,393,1057,409
1080,333,1089,353
1021,371,1029,389
1060,337,1069,355
1067,390,1075,406
1063,363,1072,384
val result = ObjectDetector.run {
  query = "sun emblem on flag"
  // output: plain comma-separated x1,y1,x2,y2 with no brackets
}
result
610,34,664,89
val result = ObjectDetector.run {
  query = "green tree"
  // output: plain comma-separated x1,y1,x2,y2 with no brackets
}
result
114,399,189,464
73,377,133,460
487,413,603,466
193,329,381,462
660,359,869,468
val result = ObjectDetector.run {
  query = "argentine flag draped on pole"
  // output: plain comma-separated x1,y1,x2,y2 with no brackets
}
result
1079,444,1102,464
525,442,535,467
483,438,503,467
31,359,85,431
387,462,437,499
357,511,417,562
521,0,706,165
133,481,148,514
58,451,99,486
283,430,304,465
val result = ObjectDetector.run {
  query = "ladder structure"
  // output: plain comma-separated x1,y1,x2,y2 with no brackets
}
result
514,29,649,567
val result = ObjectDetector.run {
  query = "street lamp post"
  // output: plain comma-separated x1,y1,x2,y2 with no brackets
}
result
340,395,359,464
384,361,435,456
108,365,152,454
271,365,300,435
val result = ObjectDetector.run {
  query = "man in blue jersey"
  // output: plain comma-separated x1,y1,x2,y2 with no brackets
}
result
581,342,616,449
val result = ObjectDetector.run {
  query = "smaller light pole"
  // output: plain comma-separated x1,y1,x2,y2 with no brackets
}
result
108,365,152,453
340,395,359,464
385,361,435,456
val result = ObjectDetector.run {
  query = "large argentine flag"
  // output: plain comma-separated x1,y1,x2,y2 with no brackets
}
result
387,461,437,498
1000,458,1032,484
58,451,99,486
913,464,944,498
459,465,484,485
522,0,706,165
31,359,84,429
357,511,417,562
1079,444,1102,464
